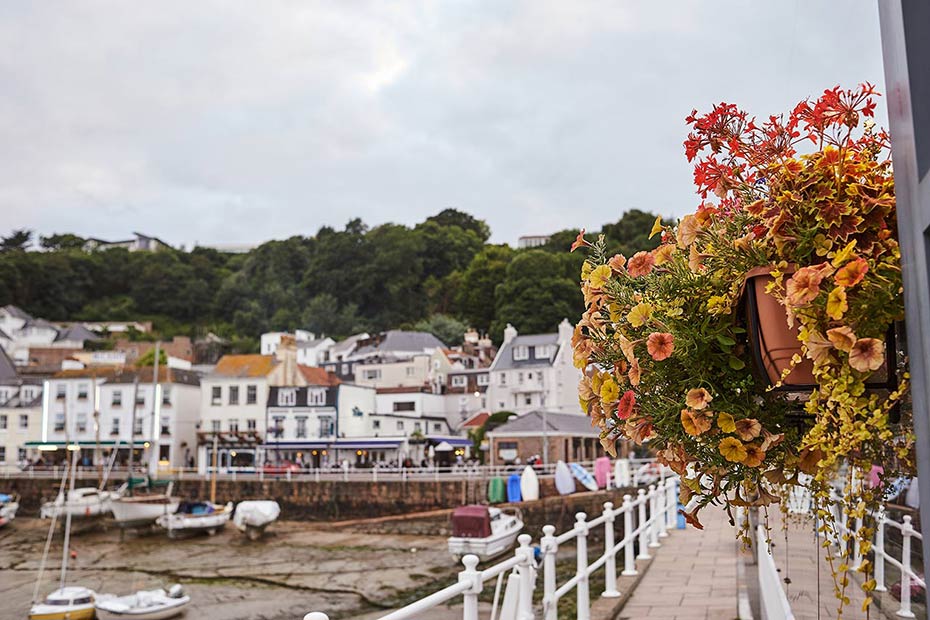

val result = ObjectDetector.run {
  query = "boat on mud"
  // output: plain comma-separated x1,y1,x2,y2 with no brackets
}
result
29,586,97,620
110,479,179,528
40,486,120,520
0,492,19,527
96,584,190,620
447,505,524,562
156,501,233,538
233,500,281,540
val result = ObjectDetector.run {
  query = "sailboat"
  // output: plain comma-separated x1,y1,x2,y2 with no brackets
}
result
156,433,232,537
29,449,97,620
110,479,179,528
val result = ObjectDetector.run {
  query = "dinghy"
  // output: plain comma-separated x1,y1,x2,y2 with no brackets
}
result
594,457,612,489
29,586,97,620
96,584,190,620
448,505,524,561
233,500,281,539
487,477,506,504
506,473,522,502
0,492,19,527
519,466,539,501
40,487,119,520
570,463,598,492
156,501,233,538
554,460,576,495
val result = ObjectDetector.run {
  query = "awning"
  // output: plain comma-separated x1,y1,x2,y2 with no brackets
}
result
261,442,330,449
427,436,472,447
332,440,403,450
26,440,149,448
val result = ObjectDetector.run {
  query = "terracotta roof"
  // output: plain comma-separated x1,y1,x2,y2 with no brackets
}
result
213,354,276,378
461,412,489,428
375,385,432,394
298,365,341,386
107,367,201,386
52,367,123,379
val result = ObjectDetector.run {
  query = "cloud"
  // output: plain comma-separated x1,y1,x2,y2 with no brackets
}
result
0,1,887,246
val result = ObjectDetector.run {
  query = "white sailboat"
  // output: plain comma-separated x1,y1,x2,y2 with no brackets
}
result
96,584,190,620
156,500,234,537
40,486,119,520
110,481,179,528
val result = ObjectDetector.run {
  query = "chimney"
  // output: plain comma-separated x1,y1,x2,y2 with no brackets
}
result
558,319,573,344
503,324,518,344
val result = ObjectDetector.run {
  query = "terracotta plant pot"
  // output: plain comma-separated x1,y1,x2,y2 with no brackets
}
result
743,266,816,390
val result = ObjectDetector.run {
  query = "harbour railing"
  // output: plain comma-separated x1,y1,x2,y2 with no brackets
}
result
827,488,925,618
303,475,678,620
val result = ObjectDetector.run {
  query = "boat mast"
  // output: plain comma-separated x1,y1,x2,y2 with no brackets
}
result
59,446,77,590
148,341,160,478
127,374,140,497
210,433,218,504
93,371,101,488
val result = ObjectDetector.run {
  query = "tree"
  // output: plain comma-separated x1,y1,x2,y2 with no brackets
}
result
302,293,365,339
413,314,467,347
455,245,514,331
136,347,168,366
1,229,32,252
425,208,491,243
40,233,86,251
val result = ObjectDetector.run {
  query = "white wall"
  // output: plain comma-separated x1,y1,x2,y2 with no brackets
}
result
199,376,269,434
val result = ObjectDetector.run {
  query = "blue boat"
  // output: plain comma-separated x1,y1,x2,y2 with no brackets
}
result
506,473,522,502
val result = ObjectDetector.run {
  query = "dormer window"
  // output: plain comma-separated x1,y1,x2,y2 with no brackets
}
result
309,388,326,406
513,345,529,361
278,388,297,407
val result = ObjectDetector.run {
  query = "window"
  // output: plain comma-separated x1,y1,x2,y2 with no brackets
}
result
319,416,334,437
211,420,221,432
19,414,28,430
54,413,65,432
247,418,257,431
272,417,284,438
341,363,348,374
0,415,6,430
0,447,5,462
352,406,363,417
477,374,489,386
278,388,297,407
433,359,440,370
433,423,442,432
372,420,381,430
308,389,326,406
296,416,307,439
0,389,7,404
161,387,171,406
513,345,529,361
518,372,524,384
229,386,239,405
527,372,533,380
396,420,404,431
111,391,122,407
499,441,518,449
211,386,221,405
451,376,467,388
228,419,239,433
110,417,120,436
246,385,257,404
56,384,66,399
363,368,381,380
414,422,422,432
77,383,88,400
160,417,170,435
76,413,87,433
524,396,532,405
406,366,416,377
499,373,507,385
393,401,415,412
133,417,143,435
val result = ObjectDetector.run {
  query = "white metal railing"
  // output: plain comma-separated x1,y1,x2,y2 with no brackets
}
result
303,474,678,620
756,524,795,620
828,488,925,619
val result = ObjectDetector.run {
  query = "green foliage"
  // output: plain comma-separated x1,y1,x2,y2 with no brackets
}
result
456,244,514,331
136,347,168,366
1,229,32,252
40,233,86,251
412,314,467,346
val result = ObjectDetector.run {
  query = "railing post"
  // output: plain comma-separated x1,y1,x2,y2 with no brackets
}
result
602,502,620,598
899,515,916,618
458,554,482,620
657,480,669,539
616,458,631,487
516,534,535,620
648,484,661,549
665,477,677,530
621,494,637,575
637,488,651,560
874,509,886,592
575,512,590,620
542,524,559,620
372,467,378,482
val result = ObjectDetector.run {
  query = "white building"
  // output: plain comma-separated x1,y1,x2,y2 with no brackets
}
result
517,235,551,249
0,349,42,466
260,330,336,367
0,305,100,365
485,320,582,415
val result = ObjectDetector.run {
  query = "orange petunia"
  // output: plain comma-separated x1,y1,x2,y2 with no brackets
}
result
805,330,833,365
826,325,857,352
647,332,675,360
742,444,766,468
626,415,655,444
570,229,591,252
718,437,748,463
653,244,676,265
735,418,762,441
627,251,656,277
835,257,869,287
785,266,824,307
676,214,701,248
617,390,636,420
608,254,627,273
685,387,713,410
848,337,884,372
627,358,641,386
681,408,712,436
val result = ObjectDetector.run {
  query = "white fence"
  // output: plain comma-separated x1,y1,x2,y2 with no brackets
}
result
303,476,678,620
756,524,795,620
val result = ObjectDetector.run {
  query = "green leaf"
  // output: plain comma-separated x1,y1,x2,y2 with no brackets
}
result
728,357,746,370
716,334,736,346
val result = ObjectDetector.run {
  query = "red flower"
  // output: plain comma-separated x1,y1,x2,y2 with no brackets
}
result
646,332,675,361
617,390,636,420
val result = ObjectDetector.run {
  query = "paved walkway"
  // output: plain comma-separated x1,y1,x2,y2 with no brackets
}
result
619,506,739,619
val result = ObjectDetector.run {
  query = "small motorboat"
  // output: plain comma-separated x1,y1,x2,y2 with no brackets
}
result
448,505,523,562
157,501,233,538
0,492,19,527
96,584,190,620
29,586,96,620
233,500,281,540
111,482,179,528
40,487,120,520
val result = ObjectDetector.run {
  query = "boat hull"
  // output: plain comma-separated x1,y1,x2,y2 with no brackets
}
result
448,515,524,561
28,605,96,620
111,497,179,528
157,502,233,537
96,597,189,620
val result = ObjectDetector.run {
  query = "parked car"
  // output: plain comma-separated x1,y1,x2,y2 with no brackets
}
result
262,461,302,474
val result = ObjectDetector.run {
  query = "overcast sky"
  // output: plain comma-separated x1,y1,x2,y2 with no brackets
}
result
0,1,888,248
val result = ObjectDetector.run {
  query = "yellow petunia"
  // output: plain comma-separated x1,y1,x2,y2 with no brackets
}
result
627,302,653,328
718,437,748,463
581,261,593,281
599,376,620,403
653,244,676,265
830,239,858,267
588,264,612,289
649,215,664,239
717,412,736,433
826,286,848,320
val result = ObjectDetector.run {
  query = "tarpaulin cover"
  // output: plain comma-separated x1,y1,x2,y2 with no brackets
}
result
451,505,491,538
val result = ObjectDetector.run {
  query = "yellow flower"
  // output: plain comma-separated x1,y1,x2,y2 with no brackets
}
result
681,409,712,436
717,411,736,433
835,257,869,288
827,326,857,352
627,302,653,328
599,376,620,403
718,437,748,463
581,261,593,280
826,286,848,320
685,387,713,410
830,239,858,267
653,244,676,265
588,264,612,289
649,215,664,239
